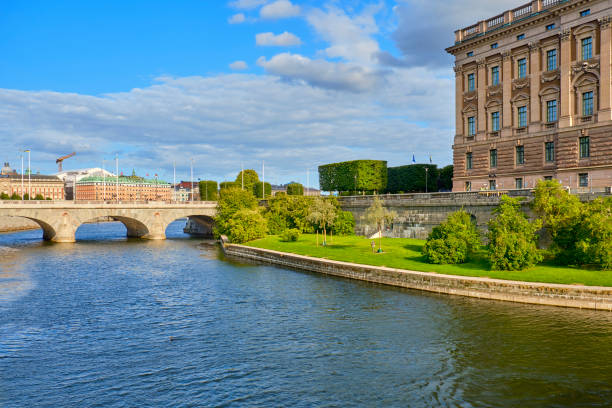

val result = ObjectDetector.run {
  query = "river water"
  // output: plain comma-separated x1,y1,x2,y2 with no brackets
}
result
1,221,612,407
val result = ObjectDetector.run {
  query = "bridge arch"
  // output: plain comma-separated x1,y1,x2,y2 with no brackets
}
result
162,214,215,238
13,216,58,241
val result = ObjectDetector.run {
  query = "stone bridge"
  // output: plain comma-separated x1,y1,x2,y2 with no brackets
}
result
0,201,217,242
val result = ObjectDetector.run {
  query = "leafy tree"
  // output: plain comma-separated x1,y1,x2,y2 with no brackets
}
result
487,196,543,271
307,197,337,245
220,181,239,190
10,193,21,200
386,164,439,193
34,194,44,200
214,187,258,238
263,195,314,234
0,192,9,200
286,183,304,196
198,180,218,201
235,169,260,193
438,165,453,191
227,209,267,243
22,193,30,200
361,196,397,252
280,228,301,242
332,210,355,236
578,197,612,270
423,210,481,264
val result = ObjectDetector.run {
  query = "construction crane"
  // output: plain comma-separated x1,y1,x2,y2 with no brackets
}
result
56,152,76,172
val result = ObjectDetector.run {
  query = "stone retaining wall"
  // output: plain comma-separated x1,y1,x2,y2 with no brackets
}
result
223,244,612,311
0,216,39,233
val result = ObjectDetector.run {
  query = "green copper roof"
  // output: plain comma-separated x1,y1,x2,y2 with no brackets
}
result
77,175,170,186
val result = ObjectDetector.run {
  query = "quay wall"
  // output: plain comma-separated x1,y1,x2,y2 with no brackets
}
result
223,243,612,311
0,216,39,233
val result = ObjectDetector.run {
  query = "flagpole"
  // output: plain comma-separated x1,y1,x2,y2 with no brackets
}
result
241,162,244,190
27,150,31,200
115,154,119,203
173,160,176,202
20,153,24,200
262,161,265,199
103,159,106,201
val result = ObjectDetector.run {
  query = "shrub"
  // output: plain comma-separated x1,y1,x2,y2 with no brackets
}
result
253,182,272,198
227,209,267,243
0,192,9,200
263,195,314,233
422,210,480,264
214,187,258,237
235,169,260,194
22,193,30,200
386,164,439,193
280,228,301,242
438,165,453,191
318,160,387,193
220,181,239,190
10,193,21,200
332,210,355,235
286,183,304,196
34,194,44,200
199,180,218,201
487,196,542,271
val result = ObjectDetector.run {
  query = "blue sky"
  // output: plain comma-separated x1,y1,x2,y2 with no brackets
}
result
0,0,520,186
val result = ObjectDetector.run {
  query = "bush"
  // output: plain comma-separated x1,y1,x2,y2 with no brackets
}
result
263,195,314,234
387,164,439,193
332,210,355,235
280,228,301,242
487,197,542,271
214,187,258,237
199,180,218,201
34,194,44,200
438,165,453,191
235,169,260,194
254,182,272,198
319,160,387,193
286,183,304,196
10,193,21,200
220,181,239,190
22,193,30,200
422,210,480,264
227,209,267,243
0,192,9,200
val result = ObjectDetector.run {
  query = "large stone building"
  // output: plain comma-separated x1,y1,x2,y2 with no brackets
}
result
76,175,171,201
0,162,65,200
447,0,612,192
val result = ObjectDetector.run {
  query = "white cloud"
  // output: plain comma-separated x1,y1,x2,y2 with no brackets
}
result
257,53,383,92
256,31,302,47
228,13,246,24
229,60,249,70
260,0,300,20
229,0,268,10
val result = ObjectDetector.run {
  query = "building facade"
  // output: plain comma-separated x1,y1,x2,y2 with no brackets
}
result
447,0,612,192
76,175,172,201
0,163,65,199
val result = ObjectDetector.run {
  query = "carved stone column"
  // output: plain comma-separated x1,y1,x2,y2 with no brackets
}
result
599,16,612,121
454,65,464,142
529,42,541,128
477,59,487,136
559,29,573,128
502,51,513,137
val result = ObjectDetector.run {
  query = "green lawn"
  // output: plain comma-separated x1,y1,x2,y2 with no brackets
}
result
245,234,612,287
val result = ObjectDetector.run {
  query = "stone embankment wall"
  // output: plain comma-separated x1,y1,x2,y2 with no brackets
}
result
223,244,612,311
0,216,39,233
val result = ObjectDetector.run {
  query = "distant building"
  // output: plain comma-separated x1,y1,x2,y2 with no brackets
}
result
173,181,199,201
76,173,171,201
0,162,64,199
56,167,115,199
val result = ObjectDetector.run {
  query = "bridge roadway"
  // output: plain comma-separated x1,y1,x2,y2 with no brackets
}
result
0,201,217,242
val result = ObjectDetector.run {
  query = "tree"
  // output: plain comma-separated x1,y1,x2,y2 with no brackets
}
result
487,196,542,271
307,197,337,245
286,183,304,196
235,169,260,193
422,211,480,264
214,187,258,237
332,210,355,236
263,195,314,234
198,180,218,201
10,193,21,200
0,192,9,200
578,197,612,270
22,193,30,200
386,164,439,193
318,160,387,193
220,181,239,190
438,165,453,191
361,196,397,252
227,209,267,243
254,182,272,199
34,194,44,200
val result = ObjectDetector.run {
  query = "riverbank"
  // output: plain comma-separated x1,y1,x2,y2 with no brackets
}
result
222,236,612,310
0,216,39,233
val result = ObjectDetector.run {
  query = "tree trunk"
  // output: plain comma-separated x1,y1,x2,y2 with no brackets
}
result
378,224,382,251
323,225,326,245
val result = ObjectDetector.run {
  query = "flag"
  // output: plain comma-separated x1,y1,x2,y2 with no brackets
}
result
429,155,432,164
412,154,416,164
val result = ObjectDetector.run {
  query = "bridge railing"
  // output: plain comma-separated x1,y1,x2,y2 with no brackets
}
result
0,200,218,206
337,189,535,203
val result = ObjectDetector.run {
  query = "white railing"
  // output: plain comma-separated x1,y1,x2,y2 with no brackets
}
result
463,24,480,38
487,14,505,29
542,0,562,8
513,3,532,19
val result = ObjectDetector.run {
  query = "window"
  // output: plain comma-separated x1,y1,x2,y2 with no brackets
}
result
580,9,591,17
467,73,475,91
491,43,498,49
517,33,525,40
491,111,500,132
546,100,557,122
518,106,527,127
582,91,593,116
545,142,555,162
546,49,557,71
491,66,499,85
546,23,556,31
516,145,525,165
582,37,593,60
489,180,497,190
579,173,589,187
466,152,473,170
468,116,476,136
467,51,474,57
518,58,527,78
490,149,498,168
465,181,472,192
580,136,590,158
515,178,523,189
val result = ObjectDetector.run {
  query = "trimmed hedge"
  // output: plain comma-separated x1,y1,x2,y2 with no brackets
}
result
199,180,218,201
318,160,387,192
254,182,272,198
220,181,239,190
386,164,439,193
286,183,304,196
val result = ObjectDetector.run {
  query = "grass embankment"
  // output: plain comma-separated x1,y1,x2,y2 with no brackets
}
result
245,234,612,287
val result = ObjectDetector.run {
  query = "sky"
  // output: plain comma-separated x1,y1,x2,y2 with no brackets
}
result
0,0,521,187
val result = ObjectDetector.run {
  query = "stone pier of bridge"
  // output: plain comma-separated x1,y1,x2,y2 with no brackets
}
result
0,201,217,242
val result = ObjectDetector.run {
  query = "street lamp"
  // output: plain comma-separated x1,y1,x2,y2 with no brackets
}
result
425,167,429,193
24,149,31,200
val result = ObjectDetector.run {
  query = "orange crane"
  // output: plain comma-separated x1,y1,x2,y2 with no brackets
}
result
56,152,76,172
